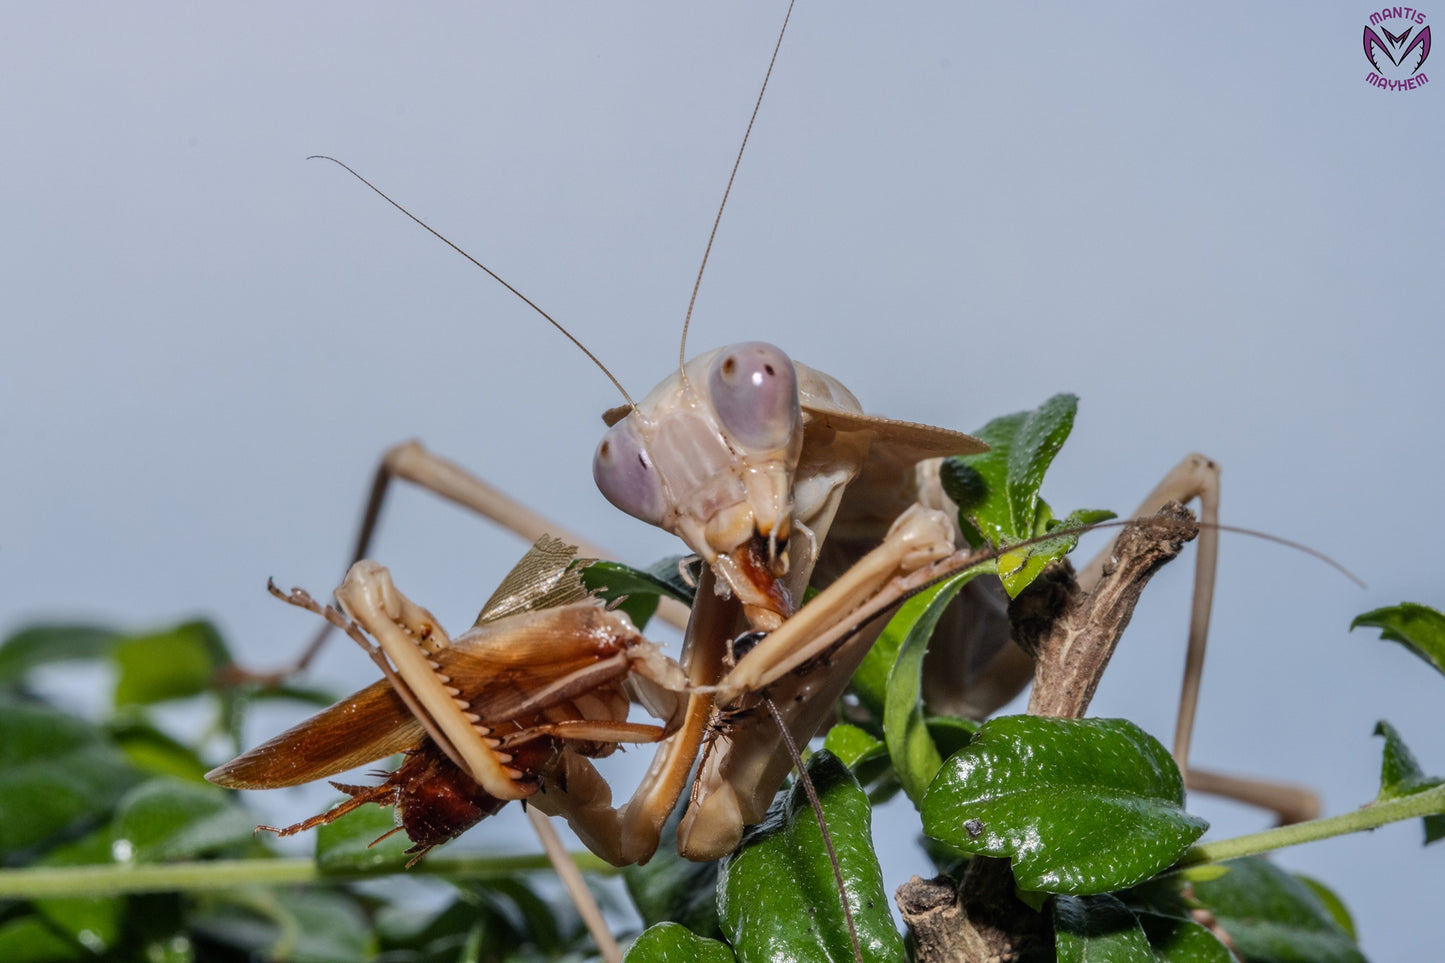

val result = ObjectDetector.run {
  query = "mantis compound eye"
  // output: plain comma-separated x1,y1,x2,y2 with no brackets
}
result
593,423,667,526
708,342,801,452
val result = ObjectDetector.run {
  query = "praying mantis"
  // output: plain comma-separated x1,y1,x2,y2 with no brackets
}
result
205,4,1331,960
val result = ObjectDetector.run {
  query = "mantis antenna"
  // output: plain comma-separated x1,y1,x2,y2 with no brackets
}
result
677,0,797,375
307,154,635,410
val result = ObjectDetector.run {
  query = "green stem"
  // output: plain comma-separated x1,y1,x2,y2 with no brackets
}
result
0,850,620,899
1177,785,1445,868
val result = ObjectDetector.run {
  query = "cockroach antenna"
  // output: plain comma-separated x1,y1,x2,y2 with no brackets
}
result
762,694,864,963
307,154,635,411
677,0,797,376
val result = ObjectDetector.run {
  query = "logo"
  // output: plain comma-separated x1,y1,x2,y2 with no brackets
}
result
1364,7,1431,90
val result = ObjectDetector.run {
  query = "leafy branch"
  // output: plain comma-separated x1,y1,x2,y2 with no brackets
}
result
0,395,1439,962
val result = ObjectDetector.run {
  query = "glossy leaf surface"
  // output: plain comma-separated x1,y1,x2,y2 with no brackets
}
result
996,506,1117,597
583,556,697,628
626,923,737,963
922,716,1207,894
718,752,904,963
940,394,1112,596
1053,894,1154,962
822,723,886,768
942,393,1079,547
879,572,975,804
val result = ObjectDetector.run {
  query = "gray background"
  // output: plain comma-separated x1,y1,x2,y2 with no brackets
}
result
4,2,1440,957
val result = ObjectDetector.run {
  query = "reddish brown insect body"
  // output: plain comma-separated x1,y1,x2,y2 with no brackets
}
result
210,557,683,864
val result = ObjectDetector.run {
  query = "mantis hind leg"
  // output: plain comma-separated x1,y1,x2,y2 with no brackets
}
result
1031,453,1314,823
224,439,690,685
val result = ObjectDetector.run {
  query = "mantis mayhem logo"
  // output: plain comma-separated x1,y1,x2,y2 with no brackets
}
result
1364,6,1431,90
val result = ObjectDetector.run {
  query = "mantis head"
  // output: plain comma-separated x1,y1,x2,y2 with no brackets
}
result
593,341,804,627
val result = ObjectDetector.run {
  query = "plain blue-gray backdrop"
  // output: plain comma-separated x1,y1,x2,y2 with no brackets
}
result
4,3,1440,956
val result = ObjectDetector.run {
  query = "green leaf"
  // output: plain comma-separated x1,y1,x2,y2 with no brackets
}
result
921,716,1207,894
459,876,578,953
1135,910,1234,962
626,922,737,963
1372,720,1445,844
625,797,723,939
996,507,1116,598
0,700,141,855
643,554,702,604
373,875,587,957
925,716,979,762
582,564,660,628
0,624,120,683
374,896,500,957
111,777,259,862
30,830,123,956
879,573,976,805
582,556,697,628
0,916,89,962
848,635,891,723
192,888,375,963
824,724,898,803
313,794,414,872
1189,858,1365,963
718,752,905,963
822,724,885,769
939,395,1109,597
941,393,1078,547
850,561,986,717
1053,894,1155,962
125,893,192,963
112,621,229,706
583,558,696,607
1294,876,1357,941
108,711,213,782
1352,602,1445,678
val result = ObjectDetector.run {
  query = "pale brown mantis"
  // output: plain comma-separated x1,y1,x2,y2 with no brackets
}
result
208,2,1327,958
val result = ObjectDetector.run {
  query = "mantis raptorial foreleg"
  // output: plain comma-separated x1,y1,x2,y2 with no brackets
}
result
248,438,692,684
211,539,700,963
510,505,961,864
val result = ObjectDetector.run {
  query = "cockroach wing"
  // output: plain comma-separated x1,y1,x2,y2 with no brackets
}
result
430,603,644,725
207,602,643,790
206,677,425,789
